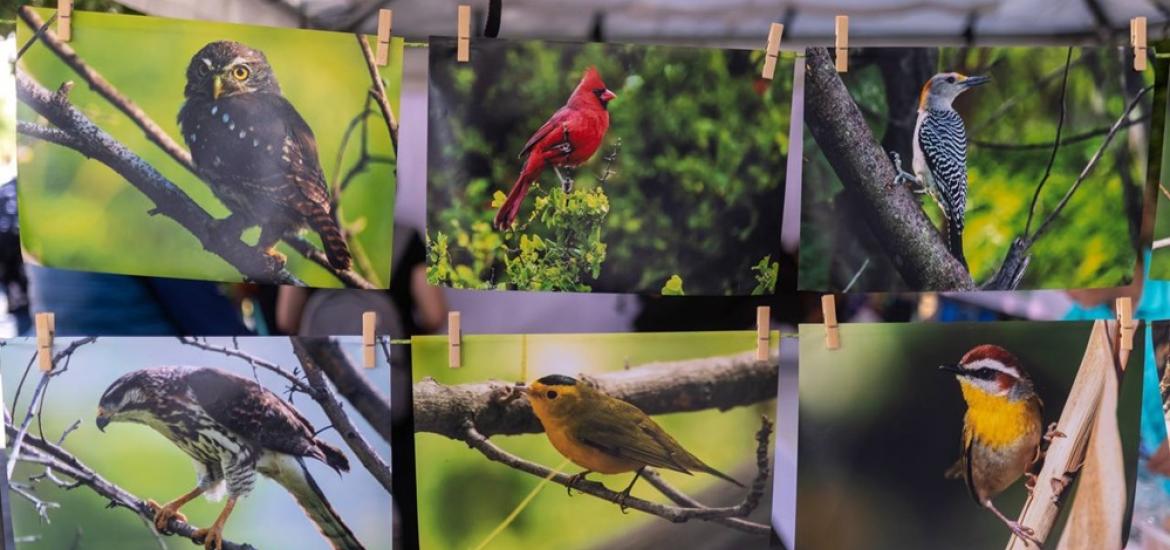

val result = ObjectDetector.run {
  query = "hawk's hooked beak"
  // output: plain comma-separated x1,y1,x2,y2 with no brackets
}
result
95,408,109,432
212,75,224,100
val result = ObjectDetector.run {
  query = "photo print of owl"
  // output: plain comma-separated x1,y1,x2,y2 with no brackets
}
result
426,38,791,295
798,47,1152,292
408,331,778,549
15,8,403,288
1,336,392,549
797,320,1141,548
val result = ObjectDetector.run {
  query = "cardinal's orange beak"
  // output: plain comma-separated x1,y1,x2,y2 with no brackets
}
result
212,75,224,100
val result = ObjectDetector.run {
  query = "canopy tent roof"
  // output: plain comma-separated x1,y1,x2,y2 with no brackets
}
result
117,0,1170,48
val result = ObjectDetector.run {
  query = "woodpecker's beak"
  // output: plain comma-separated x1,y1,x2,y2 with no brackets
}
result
95,408,109,432
212,75,224,100
938,364,964,375
962,75,991,88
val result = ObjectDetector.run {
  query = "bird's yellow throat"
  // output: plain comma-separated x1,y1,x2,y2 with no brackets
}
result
958,380,1036,449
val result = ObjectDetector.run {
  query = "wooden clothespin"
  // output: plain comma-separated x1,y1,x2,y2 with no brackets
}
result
362,311,377,369
756,306,771,360
822,294,840,350
1132,17,1148,72
448,311,462,368
35,312,55,372
457,5,472,63
58,0,73,42
1116,297,1137,352
761,23,784,80
375,9,393,66
834,15,849,72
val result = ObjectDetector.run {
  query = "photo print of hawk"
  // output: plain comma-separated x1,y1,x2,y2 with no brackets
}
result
178,41,352,271
96,367,364,550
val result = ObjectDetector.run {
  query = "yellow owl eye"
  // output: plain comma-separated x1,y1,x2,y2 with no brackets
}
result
232,66,250,80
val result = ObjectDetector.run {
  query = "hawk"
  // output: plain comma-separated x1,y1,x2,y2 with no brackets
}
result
178,41,352,271
96,366,365,550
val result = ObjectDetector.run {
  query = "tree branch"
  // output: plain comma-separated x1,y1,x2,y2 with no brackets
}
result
297,338,391,444
175,337,315,397
804,47,974,291
413,350,778,439
355,33,399,153
5,426,256,550
459,417,772,535
290,338,393,494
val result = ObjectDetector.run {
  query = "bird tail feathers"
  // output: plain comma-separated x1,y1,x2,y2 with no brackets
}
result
493,169,537,230
946,219,967,269
307,207,353,271
273,456,365,550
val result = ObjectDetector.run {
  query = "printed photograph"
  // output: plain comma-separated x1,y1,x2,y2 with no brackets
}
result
426,37,790,295
799,46,1151,292
1130,321,1170,548
2,336,392,549
798,320,1141,549
16,7,402,288
410,331,778,549
1147,75,1170,280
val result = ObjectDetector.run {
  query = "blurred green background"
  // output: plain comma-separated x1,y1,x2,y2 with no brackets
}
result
1148,79,1170,279
797,321,1142,549
16,8,402,288
411,331,776,549
426,38,789,295
3,337,392,549
801,47,1150,292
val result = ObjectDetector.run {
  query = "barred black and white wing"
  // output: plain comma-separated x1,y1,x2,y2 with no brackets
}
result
918,108,969,267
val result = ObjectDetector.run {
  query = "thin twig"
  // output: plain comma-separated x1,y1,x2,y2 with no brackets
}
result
355,33,399,152
175,337,315,396
459,417,772,534
971,115,1147,151
1023,47,1073,237
290,338,392,493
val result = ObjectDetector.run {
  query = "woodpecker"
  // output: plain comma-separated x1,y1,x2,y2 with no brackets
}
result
893,72,989,269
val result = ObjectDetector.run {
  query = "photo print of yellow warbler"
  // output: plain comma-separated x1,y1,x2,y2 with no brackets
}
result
523,375,743,508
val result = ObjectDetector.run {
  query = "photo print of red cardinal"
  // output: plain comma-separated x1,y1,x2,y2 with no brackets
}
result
493,66,617,230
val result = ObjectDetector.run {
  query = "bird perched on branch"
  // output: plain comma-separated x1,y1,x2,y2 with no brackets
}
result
494,67,616,230
96,367,364,550
893,72,989,269
522,375,742,510
179,41,351,271
940,344,1044,547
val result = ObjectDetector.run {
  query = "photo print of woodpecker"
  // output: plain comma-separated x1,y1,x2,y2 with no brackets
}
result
797,320,1141,549
408,331,778,549
15,8,403,289
0,336,393,549
799,47,1152,292
426,38,791,295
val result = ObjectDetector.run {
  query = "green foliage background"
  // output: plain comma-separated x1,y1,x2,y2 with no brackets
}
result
16,9,402,287
426,38,789,295
797,321,1142,548
2,337,392,549
800,47,1150,291
411,331,776,549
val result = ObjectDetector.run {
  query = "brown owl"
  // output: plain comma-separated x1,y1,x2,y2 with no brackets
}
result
178,41,351,271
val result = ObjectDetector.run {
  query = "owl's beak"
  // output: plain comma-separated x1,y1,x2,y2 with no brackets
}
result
212,75,224,100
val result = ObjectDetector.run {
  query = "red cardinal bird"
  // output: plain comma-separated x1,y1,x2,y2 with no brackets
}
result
494,66,616,230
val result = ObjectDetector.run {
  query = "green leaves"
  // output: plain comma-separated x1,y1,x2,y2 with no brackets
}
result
661,274,686,295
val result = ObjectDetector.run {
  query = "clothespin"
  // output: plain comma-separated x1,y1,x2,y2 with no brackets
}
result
1132,17,1148,72
375,9,393,66
58,0,73,42
822,295,840,350
756,306,771,361
761,23,784,80
834,15,849,72
448,311,462,368
35,312,55,372
362,311,377,369
1116,297,1137,352
457,5,472,63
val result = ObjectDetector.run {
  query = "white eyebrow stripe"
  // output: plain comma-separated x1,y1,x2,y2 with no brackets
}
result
965,358,1019,378
226,56,248,67
200,57,214,69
